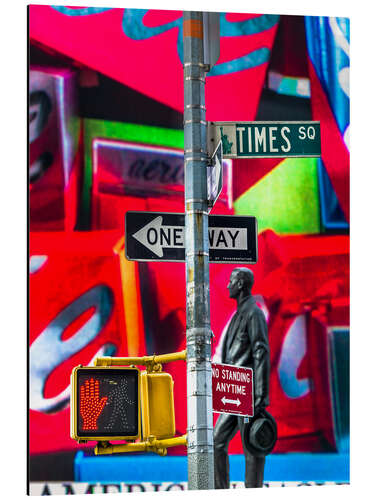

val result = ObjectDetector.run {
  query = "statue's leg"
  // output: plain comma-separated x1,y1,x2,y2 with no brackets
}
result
238,417,266,488
243,454,265,488
213,413,238,489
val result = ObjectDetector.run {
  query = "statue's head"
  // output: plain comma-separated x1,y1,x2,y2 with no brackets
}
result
227,267,254,299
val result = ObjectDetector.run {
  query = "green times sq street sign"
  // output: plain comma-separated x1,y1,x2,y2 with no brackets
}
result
209,121,321,159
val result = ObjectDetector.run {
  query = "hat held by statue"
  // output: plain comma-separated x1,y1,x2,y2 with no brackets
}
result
243,409,277,457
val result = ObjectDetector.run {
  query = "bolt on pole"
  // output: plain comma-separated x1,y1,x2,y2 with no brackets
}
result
183,11,214,490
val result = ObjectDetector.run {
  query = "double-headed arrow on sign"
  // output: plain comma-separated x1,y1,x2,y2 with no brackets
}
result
221,397,241,407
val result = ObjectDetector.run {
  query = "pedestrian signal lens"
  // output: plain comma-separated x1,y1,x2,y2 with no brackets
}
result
71,367,140,441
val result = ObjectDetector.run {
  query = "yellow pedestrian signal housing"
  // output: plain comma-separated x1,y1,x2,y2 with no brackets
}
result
71,350,186,455
141,372,175,439
70,366,141,443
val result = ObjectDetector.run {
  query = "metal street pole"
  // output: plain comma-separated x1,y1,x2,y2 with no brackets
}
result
183,11,214,490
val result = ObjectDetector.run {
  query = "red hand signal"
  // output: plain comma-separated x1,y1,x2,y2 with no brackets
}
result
79,378,108,430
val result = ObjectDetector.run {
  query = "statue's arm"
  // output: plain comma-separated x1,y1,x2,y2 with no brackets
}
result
249,310,270,413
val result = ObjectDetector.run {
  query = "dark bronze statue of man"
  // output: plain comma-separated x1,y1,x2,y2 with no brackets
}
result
214,267,270,488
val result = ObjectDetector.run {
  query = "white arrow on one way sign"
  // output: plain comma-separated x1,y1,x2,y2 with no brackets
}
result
221,397,241,407
132,216,249,258
132,216,185,258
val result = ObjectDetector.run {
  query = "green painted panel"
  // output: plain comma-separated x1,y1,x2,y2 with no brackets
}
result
234,158,321,235
79,119,183,229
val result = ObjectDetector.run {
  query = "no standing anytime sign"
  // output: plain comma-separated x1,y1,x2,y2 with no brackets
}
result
212,363,254,417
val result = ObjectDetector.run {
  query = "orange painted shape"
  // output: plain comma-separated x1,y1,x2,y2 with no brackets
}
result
183,19,203,39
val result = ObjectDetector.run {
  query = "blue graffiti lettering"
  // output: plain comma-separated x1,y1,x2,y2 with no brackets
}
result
51,6,112,16
277,315,311,399
53,7,279,76
208,48,271,76
122,10,279,75
122,9,181,39
30,285,114,413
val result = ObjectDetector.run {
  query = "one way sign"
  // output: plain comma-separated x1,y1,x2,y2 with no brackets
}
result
125,211,257,263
